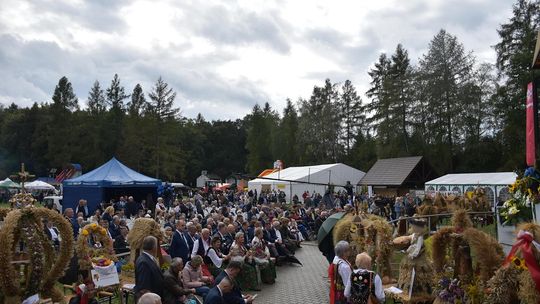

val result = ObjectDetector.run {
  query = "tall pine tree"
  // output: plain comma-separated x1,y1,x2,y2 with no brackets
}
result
87,80,106,115
417,29,475,172
147,77,181,178
388,44,414,154
339,80,364,156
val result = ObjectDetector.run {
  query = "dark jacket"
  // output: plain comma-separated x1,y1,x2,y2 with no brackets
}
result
169,230,191,262
113,235,129,254
44,226,60,247
67,217,79,239
185,232,197,254
169,230,191,263
102,213,113,224
109,224,120,239
204,286,224,304
75,205,89,219
125,202,139,218
134,252,164,296
214,271,244,304
163,268,193,304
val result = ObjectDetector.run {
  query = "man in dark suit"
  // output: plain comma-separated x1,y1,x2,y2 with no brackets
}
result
75,199,89,219
134,236,164,297
163,258,195,304
109,216,121,239
185,222,198,254
125,196,140,218
64,208,79,238
214,257,254,304
204,277,233,304
43,219,60,249
113,227,130,254
169,220,191,262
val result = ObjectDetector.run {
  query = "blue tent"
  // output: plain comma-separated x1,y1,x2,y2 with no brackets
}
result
63,158,161,213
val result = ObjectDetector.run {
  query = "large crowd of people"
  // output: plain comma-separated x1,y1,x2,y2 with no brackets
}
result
42,187,425,303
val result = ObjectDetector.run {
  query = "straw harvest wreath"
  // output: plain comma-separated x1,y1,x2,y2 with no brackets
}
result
0,206,74,303
76,223,117,270
484,223,540,304
127,218,163,263
333,213,393,281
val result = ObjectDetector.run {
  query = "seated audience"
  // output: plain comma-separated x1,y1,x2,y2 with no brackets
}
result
215,257,255,304
181,255,211,299
163,258,196,304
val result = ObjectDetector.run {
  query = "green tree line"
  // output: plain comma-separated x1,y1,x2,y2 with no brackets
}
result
0,0,539,183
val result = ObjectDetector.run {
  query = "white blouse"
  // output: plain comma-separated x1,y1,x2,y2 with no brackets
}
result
206,247,223,268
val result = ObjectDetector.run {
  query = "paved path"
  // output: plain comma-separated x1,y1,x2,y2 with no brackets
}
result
256,242,329,304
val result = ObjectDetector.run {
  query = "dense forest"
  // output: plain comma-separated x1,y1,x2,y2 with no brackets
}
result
0,0,539,186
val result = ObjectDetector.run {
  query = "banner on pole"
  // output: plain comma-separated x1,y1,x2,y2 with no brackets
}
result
526,82,536,166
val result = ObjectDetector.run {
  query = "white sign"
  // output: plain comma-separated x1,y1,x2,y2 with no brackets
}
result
91,266,119,287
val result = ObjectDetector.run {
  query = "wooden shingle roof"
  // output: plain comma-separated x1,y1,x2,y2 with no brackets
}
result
359,156,423,186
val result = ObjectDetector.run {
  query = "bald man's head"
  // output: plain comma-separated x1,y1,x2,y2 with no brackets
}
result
138,292,161,304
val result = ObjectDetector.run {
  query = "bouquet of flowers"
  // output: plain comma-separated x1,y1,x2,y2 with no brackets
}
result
500,172,540,225
91,255,115,275
435,277,465,304
92,256,113,267
500,196,533,226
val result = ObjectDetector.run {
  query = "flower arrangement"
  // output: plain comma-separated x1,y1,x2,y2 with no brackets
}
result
8,193,36,208
435,277,465,303
92,256,113,267
76,223,116,270
500,171,540,225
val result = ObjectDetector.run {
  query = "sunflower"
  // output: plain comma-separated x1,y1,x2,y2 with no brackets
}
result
90,223,98,229
512,256,527,271
82,229,89,236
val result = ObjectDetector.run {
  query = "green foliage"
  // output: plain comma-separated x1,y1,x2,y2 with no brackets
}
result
493,0,540,170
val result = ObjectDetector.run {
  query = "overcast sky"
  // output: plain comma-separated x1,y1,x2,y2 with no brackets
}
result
0,0,514,120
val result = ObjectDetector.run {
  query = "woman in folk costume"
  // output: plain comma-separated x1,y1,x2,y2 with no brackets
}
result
251,227,277,284
229,231,261,291
204,236,230,277
396,218,434,298
329,240,353,304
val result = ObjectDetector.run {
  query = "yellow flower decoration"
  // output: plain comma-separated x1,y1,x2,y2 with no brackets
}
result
100,228,107,235
512,256,527,271
90,223,98,229
349,224,358,233
82,229,89,236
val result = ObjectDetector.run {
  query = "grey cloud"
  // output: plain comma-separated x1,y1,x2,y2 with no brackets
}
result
300,27,382,81
25,0,129,34
0,33,266,119
134,62,269,110
175,3,291,54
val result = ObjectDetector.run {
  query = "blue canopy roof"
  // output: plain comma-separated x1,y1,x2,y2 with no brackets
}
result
63,157,161,187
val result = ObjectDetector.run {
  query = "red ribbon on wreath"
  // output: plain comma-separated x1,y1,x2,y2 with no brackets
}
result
504,230,540,293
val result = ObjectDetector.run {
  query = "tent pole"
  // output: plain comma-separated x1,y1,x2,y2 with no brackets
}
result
290,181,292,204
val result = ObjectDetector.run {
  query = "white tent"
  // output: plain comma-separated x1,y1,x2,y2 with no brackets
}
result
24,180,56,191
425,172,517,206
248,163,365,200
425,172,519,255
